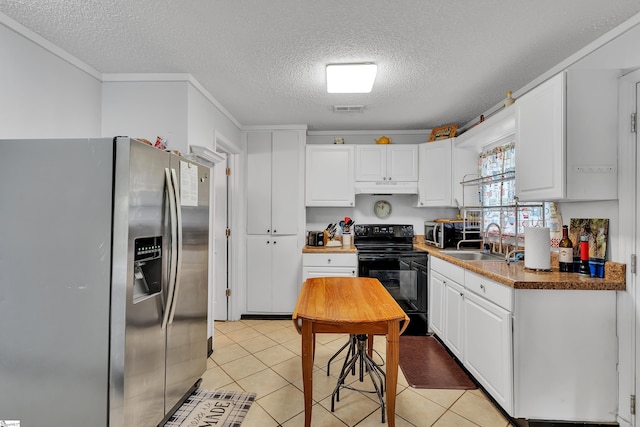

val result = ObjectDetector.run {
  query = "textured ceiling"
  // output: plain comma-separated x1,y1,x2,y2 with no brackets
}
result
1,0,640,131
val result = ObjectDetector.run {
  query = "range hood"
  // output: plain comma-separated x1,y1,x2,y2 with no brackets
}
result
354,181,418,195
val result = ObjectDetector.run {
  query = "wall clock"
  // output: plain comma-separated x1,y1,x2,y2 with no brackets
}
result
373,200,392,219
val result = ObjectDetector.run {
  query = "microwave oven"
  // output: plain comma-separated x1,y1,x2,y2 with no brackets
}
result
424,220,481,249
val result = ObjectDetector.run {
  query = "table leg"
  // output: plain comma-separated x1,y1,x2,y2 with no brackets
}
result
386,321,400,427
301,319,314,427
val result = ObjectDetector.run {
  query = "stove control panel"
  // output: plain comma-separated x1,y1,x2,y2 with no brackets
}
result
354,224,414,237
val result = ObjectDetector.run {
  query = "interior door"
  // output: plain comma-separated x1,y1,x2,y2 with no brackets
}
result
213,154,229,320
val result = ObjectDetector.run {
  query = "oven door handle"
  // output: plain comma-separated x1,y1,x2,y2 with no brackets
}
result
358,255,393,262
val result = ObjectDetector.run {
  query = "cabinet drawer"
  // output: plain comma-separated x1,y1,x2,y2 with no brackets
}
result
431,257,464,284
464,271,513,312
302,253,357,268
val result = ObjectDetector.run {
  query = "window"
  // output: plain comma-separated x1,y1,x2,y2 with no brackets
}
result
479,141,546,245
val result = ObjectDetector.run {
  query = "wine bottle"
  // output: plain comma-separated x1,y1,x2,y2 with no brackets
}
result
558,225,573,272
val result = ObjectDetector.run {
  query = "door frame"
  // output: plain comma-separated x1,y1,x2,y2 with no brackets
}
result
618,68,640,427
214,131,241,321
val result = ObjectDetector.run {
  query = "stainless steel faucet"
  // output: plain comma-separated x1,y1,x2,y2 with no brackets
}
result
483,222,502,255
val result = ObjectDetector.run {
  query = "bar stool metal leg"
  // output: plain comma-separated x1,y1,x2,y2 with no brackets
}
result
330,334,387,423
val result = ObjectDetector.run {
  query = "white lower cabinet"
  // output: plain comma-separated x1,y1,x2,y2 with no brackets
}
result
443,279,464,359
246,235,300,313
302,253,357,289
463,289,513,414
430,258,618,423
428,270,445,337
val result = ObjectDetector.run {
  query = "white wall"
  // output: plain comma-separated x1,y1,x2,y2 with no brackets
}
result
102,80,189,154
0,21,101,138
306,195,458,234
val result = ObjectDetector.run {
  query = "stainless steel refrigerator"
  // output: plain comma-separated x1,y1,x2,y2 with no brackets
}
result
0,137,210,427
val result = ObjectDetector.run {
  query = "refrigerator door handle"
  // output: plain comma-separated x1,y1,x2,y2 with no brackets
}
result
167,167,183,325
162,167,178,330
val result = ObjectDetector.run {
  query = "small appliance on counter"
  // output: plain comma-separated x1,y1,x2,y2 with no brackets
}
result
307,231,325,246
424,219,481,249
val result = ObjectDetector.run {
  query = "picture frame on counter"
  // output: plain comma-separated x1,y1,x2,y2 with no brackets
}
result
428,124,458,141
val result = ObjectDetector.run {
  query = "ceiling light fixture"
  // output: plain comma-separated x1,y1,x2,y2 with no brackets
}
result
326,63,377,93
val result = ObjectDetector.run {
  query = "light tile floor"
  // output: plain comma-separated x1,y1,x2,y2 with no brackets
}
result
207,319,513,427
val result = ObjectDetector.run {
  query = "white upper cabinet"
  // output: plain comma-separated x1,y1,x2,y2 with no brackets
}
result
355,144,419,182
305,145,355,207
515,70,618,201
247,130,300,235
416,139,453,207
515,73,565,201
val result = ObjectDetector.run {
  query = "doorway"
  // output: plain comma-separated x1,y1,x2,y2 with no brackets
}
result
212,132,240,322
213,153,229,320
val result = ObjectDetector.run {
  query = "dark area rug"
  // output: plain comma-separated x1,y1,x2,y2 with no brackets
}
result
399,335,477,389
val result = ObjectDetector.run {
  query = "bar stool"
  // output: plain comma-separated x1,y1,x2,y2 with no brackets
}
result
330,334,386,423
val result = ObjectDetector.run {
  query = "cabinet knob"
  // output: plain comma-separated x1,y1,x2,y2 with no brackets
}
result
267,229,271,233
460,292,464,297
480,284,486,291
273,229,277,233
327,258,331,264
273,240,277,244
266,240,270,244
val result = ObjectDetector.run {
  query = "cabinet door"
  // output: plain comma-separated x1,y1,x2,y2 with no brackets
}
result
246,132,273,234
387,145,418,182
355,145,386,181
515,72,565,201
452,144,480,207
429,270,445,337
271,131,299,235
443,279,464,359
417,140,452,206
305,145,355,207
464,291,513,414
246,236,272,312
271,236,300,313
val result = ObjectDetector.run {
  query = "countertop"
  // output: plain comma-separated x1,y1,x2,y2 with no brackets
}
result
302,239,625,290
413,242,626,291
302,242,357,254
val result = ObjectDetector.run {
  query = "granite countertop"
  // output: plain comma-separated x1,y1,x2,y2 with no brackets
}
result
413,242,626,291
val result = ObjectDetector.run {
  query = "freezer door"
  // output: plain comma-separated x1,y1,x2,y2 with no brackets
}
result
110,138,170,427
164,155,210,413
0,138,113,427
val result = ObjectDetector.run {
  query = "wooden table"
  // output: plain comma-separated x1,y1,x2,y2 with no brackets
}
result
292,277,409,427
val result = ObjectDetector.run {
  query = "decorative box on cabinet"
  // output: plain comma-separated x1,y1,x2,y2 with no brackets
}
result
305,145,355,207
515,70,618,201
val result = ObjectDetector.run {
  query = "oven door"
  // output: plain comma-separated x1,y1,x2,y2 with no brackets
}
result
358,253,426,313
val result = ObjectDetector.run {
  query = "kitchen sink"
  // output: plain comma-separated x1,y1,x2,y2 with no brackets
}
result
440,250,505,261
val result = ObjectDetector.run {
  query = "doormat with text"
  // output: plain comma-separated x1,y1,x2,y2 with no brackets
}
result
163,389,256,427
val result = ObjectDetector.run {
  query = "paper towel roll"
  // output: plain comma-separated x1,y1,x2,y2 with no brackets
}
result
524,227,551,270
